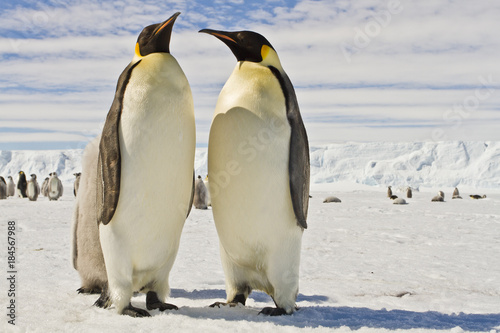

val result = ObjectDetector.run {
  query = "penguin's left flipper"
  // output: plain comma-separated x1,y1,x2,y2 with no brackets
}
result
146,291,178,311
269,68,310,229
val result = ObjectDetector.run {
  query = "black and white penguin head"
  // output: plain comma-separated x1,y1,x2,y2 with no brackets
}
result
8,176,12,180
133,12,180,62
199,29,283,70
30,174,37,180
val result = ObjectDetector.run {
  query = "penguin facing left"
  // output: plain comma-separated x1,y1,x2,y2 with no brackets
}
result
7,176,15,197
94,12,196,318
17,171,27,198
27,174,40,201
200,29,310,315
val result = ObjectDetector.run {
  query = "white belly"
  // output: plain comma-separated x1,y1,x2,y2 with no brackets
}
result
100,53,195,284
208,62,300,268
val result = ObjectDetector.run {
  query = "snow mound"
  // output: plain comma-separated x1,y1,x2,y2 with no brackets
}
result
1,141,499,188
310,141,500,189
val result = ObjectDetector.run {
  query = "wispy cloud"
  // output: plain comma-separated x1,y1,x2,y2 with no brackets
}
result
0,0,499,150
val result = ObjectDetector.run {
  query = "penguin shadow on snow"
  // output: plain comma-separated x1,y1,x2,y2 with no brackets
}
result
168,290,500,332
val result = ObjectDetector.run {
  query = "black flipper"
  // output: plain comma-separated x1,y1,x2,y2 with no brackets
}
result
269,66,310,229
97,61,141,225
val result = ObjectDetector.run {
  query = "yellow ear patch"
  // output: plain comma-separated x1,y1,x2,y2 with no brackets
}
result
261,45,271,60
135,43,142,58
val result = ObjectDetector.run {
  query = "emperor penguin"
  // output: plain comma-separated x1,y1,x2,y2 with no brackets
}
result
7,176,15,197
41,177,49,197
431,191,444,202
406,187,412,199
73,172,81,197
204,175,211,206
452,187,462,199
48,172,63,201
17,171,27,198
193,175,208,209
27,174,40,201
200,29,310,315
71,136,107,294
0,177,6,199
387,186,392,198
94,12,196,318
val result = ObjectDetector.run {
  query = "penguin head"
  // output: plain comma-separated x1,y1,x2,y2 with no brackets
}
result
31,174,37,179
133,12,180,62
199,29,282,69
19,171,24,175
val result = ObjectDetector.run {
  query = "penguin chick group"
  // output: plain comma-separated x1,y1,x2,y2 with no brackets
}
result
71,12,309,318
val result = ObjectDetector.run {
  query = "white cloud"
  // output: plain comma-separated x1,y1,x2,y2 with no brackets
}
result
0,0,499,149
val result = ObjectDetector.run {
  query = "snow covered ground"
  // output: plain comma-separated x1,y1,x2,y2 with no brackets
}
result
1,182,500,332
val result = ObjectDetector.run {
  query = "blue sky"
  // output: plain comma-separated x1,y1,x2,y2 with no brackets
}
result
1,0,499,150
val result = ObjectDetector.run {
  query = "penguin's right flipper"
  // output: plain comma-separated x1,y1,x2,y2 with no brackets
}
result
97,62,140,225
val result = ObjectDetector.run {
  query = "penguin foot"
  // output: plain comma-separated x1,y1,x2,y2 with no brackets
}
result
94,285,112,309
146,291,178,311
210,293,247,308
209,301,241,308
259,307,288,316
122,304,151,318
77,286,102,294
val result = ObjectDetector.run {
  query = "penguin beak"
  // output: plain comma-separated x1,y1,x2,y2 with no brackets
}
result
154,12,181,38
199,29,247,62
199,29,237,44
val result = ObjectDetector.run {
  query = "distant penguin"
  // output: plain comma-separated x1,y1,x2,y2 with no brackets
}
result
193,175,208,209
201,29,309,315
73,172,81,197
26,174,40,201
93,13,196,318
7,176,15,197
48,172,64,201
391,197,407,205
452,187,462,199
72,137,107,295
17,171,28,198
406,187,412,199
431,191,444,202
204,175,211,206
0,177,6,199
387,186,392,198
323,196,341,203
41,177,49,197
470,194,486,200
